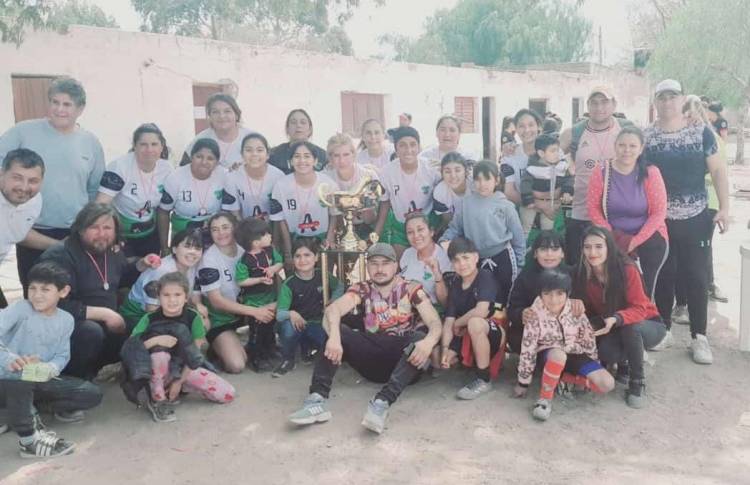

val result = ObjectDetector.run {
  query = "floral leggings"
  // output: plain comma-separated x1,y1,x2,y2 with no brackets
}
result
150,351,235,403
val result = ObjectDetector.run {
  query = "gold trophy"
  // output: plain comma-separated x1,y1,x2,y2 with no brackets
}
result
317,177,383,306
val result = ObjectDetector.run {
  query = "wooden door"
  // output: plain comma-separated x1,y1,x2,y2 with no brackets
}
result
192,84,224,134
341,92,384,137
11,75,55,122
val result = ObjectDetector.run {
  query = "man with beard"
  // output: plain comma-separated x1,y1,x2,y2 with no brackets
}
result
0,149,45,308
288,243,441,434
40,203,160,392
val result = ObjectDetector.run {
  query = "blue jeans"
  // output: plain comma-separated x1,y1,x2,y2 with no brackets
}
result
277,320,327,361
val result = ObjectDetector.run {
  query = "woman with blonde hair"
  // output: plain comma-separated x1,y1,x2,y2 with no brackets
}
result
356,119,394,172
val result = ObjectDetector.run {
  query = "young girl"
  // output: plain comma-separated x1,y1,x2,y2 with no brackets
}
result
225,133,285,220
432,152,471,234
399,212,451,309
374,126,441,258
274,237,342,377
269,141,336,271
441,161,525,306
574,226,667,408
514,269,614,421
128,272,235,423
235,218,283,372
356,119,394,172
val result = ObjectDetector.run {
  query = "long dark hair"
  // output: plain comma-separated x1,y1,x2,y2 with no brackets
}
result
132,123,169,160
573,226,629,315
615,126,649,183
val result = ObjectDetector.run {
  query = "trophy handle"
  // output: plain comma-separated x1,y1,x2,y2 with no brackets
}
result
317,183,335,208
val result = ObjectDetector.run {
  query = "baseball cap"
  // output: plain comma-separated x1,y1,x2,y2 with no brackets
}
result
392,126,420,146
654,79,683,97
588,85,614,101
367,243,398,262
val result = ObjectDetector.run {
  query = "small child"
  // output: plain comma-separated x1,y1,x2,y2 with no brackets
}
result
440,238,505,400
441,161,525,307
519,134,573,235
513,269,613,421
125,272,235,423
0,262,102,458
235,218,283,372
273,237,342,377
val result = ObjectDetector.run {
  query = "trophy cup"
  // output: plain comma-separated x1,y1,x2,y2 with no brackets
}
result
317,176,383,306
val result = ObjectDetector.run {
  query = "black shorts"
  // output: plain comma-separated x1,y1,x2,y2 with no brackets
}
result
206,320,244,344
540,350,603,377
448,319,503,358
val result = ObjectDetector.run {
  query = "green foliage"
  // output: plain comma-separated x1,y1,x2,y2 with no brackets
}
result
648,0,750,108
0,0,49,45
47,0,118,33
380,0,591,67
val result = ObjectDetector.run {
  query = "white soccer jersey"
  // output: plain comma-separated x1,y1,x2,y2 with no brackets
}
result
197,243,244,301
418,145,479,170
269,172,334,237
225,164,284,220
98,152,173,237
184,126,255,169
356,144,394,172
399,244,452,304
379,159,441,222
432,180,471,216
127,255,199,309
160,164,237,233
325,164,380,221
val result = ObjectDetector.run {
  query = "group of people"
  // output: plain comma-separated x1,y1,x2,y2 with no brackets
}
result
0,76,731,458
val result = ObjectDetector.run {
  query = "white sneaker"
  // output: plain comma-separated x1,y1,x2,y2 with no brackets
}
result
691,335,713,365
671,305,690,325
0,424,8,435
650,330,673,351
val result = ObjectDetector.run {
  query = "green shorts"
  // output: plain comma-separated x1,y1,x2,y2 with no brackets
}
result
382,210,439,247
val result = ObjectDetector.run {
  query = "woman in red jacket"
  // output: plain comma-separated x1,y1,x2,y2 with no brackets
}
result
586,126,668,320
574,226,667,409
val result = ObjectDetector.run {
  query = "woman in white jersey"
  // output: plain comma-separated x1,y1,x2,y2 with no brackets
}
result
374,126,441,259
158,138,237,253
181,93,254,170
419,115,477,170
327,133,380,240
356,119,394,172
270,141,336,272
198,212,275,373
225,133,284,221
97,123,173,258
501,109,543,205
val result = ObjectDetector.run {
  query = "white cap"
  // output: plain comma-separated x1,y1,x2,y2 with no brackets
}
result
654,79,683,96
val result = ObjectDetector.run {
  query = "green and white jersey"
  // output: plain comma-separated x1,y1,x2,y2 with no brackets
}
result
159,164,237,234
98,152,173,238
225,164,284,220
269,172,334,237
379,159,441,223
198,243,244,327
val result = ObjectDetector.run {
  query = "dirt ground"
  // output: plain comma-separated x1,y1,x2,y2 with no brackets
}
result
1,187,749,485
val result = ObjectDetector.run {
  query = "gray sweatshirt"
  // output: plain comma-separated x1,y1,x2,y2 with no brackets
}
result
441,191,525,267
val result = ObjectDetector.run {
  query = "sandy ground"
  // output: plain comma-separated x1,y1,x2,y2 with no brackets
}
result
1,174,749,485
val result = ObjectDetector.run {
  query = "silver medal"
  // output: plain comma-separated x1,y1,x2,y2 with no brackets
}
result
198,207,208,216
103,282,110,291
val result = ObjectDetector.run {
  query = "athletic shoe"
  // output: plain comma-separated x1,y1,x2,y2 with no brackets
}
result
626,379,647,409
288,392,331,425
271,359,295,378
709,284,729,303
250,356,274,373
19,430,75,459
690,335,714,365
146,400,177,423
671,305,690,325
532,399,552,421
301,348,318,365
0,424,8,435
361,398,390,434
54,410,85,423
650,330,673,351
456,378,492,400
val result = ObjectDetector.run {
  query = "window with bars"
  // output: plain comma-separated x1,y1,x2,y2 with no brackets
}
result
454,97,477,133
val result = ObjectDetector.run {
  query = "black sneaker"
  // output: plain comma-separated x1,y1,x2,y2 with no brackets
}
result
301,348,318,365
146,400,177,423
271,359,295,378
626,379,647,409
19,430,75,459
250,355,274,373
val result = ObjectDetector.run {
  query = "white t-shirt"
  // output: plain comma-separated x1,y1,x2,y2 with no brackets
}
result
98,152,173,237
225,164,285,220
499,144,530,187
356,144,394,172
198,243,244,301
432,180,471,216
399,244,452,304
419,145,479,170
184,126,255,169
379,159,441,223
0,190,42,264
160,164,236,232
127,255,198,309
270,172,334,237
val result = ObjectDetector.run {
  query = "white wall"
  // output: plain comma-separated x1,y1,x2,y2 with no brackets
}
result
0,26,650,162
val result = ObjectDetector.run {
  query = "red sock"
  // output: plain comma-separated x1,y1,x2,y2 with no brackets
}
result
540,359,564,400
588,379,606,394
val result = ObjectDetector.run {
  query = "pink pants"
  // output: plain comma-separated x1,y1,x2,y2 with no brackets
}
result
150,351,235,403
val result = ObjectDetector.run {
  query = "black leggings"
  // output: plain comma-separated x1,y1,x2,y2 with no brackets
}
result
654,209,712,336
634,232,669,319
675,208,717,305
597,319,666,381
309,326,425,404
